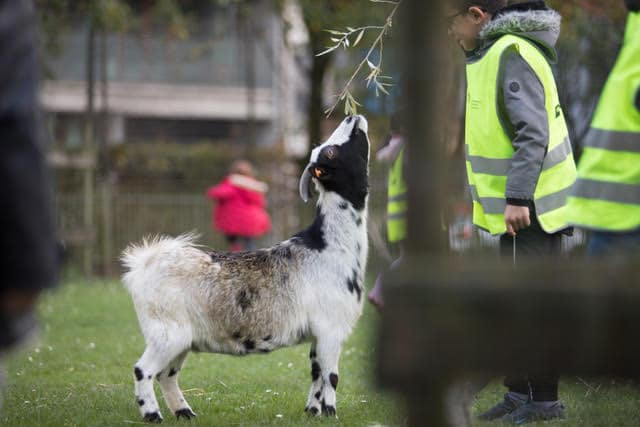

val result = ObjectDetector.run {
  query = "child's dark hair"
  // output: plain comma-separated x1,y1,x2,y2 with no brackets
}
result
451,0,508,14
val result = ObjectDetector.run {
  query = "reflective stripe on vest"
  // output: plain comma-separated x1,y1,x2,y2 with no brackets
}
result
583,129,640,152
567,12,640,231
465,137,573,176
465,34,577,235
574,179,640,204
387,147,407,242
470,184,572,215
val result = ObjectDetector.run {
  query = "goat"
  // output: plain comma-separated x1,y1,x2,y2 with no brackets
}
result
121,115,370,423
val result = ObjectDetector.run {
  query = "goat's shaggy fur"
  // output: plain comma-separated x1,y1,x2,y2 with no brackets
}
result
121,115,370,422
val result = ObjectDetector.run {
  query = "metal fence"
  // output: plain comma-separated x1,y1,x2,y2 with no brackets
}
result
54,167,390,276
54,164,586,277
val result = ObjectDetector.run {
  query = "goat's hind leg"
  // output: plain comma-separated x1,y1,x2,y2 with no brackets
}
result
133,333,190,423
157,351,196,420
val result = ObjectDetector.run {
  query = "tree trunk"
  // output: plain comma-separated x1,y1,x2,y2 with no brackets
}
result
83,11,96,277
307,50,331,150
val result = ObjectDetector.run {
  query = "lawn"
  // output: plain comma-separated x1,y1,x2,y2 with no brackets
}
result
2,279,640,426
1,279,404,427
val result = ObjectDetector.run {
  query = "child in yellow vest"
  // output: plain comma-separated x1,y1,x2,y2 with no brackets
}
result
368,115,406,310
447,0,577,423
566,0,640,253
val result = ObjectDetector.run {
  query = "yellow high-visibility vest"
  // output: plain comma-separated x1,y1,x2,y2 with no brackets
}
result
465,34,577,235
567,12,640,232
387,147,407,242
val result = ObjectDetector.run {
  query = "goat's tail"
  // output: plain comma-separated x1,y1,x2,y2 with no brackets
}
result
121,232,200,293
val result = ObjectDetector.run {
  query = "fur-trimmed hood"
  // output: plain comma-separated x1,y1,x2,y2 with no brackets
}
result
479,1,561,62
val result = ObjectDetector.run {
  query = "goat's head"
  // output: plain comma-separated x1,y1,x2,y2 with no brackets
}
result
299,115,370,210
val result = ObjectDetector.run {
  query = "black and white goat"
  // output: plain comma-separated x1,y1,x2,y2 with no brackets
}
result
121,115,370,423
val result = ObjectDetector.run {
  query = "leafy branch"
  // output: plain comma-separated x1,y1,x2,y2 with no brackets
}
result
318,0,401,117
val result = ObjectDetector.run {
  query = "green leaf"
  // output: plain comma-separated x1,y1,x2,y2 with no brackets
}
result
316,46,338,56
375,80,390,95
354,29,365,46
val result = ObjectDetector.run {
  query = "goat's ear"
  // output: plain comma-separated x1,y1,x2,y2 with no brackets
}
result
299,164,313,203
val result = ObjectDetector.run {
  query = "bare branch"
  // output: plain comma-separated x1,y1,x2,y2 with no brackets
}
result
323,0,402,116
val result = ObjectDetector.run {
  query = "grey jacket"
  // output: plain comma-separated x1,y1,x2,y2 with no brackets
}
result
467,2,563,204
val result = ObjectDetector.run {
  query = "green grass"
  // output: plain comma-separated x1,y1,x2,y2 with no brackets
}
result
1,280,404,426
3,280,640,426
476,379,640,426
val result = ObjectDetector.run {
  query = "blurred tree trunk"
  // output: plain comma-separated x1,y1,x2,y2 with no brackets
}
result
83,8,96,276
298,0,387,152
308,49,331,148
238,2,257,151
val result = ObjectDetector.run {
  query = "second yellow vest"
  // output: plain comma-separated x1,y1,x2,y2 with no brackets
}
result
566,12,640,232
387,147,407,243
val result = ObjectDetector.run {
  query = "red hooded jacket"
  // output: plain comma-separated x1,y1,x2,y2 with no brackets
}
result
206,174,271,237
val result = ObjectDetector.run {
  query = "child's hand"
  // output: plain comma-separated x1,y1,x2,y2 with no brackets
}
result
504,205,531,236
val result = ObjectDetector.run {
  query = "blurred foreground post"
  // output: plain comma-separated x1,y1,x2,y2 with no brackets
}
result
379,1,640,426
378,0,452,424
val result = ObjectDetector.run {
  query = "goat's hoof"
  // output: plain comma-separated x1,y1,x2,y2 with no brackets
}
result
305,406,320,416
175,408,197,420
143,411,163,423
322,405,337,417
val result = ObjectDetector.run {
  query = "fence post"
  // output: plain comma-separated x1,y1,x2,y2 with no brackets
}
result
83,10,96,277
101,175,115,276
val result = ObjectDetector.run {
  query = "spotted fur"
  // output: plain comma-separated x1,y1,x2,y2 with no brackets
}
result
122,115,370,422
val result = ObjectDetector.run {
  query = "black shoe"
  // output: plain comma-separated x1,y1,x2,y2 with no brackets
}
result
477,393,525,421
502,401,565,424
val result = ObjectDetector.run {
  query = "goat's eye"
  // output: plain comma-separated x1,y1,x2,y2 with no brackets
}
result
325,147,337,160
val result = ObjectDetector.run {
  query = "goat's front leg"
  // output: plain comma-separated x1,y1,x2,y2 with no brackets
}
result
306,333,343,417
304,341,323,415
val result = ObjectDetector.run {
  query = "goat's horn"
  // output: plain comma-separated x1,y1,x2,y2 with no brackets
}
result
299,164,313,203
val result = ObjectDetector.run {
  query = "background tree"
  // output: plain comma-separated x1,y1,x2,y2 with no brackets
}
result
297,0,390,146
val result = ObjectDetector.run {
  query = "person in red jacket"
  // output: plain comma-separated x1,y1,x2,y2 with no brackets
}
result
206,160,271,252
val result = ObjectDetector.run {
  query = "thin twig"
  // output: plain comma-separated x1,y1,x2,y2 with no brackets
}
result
97,383,124,388
324,0,401,117
183,387,207,396
576,376,601,396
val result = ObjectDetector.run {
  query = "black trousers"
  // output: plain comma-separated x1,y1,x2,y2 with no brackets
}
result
498,207,562,401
